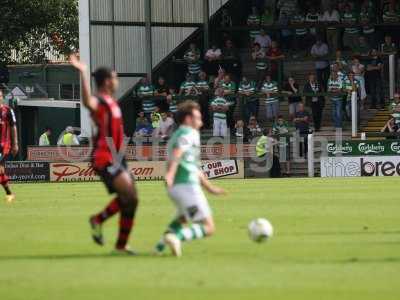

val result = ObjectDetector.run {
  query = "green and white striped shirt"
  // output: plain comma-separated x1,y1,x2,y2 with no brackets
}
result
180,81,197,95
184,49,201,74
341,12,359,34
253,50,267,70
306,13,320,35
261,81,279,103
196,80,209,91
137,84,155,113
328,78,343,101
211,97,228,120
292,14,307,36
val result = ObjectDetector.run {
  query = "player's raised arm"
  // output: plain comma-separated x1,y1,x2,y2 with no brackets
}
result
165,147,183,189
69,54,98,113
9,109,18,156
199,171,226,196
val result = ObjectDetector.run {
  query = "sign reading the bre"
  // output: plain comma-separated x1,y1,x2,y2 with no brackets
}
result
321,156,400,177
201,160,242,179
327,141,400,156
5,161,50,182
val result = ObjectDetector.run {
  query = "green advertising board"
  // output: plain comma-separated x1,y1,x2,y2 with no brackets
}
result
326,140,400,156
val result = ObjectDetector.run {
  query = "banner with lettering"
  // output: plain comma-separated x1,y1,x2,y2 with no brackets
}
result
326,141,400,156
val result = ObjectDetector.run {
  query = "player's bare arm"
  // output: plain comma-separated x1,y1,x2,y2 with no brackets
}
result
69,54,99,113
165,147,183,188
11,125,18,156
199,171,226,196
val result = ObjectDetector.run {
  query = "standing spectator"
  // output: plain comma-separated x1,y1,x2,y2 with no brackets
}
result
57,126,79,146
260,7,274,26
234,120,248,139
221,74,237,131
343,72,360,120
291,8,308,54
293,102,310,157
196,72,211,126
382,3,400,23
135,111,151,137
151,107,162,137
332,49,349,75
306,6,321,42
222,40,241,78
252,43,268,85
137,76,155,119
366,49,384,109
303,73,324,131
311,38,330,91
167,87,178,115
155,76,169,111
248,116,262,138
283,76,302,120
247,6,261,42
359,2,376,48
238,76,258,121
277,0,298,19
261,73,280,121
341,4,360,51
328,71,344,128
39,127,52,146
278,12,293,52
254,29,273,50
266,41,285,81
213,67,225,89
183,43,201,78
351,57,367,107
353,35,371,58
211,88,229,137
220,8,232,27
272,115,291,175
179,73,199,96
321,6,340,52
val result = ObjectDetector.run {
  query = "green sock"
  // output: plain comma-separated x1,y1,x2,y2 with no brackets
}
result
175,224,207,242
155,219,183,252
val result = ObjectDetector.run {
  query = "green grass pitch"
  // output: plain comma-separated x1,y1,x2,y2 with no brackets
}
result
0,178,399,300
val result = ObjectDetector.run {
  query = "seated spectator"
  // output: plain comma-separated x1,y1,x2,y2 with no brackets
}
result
158,112,175,139
321,6,340,51
389,92,400,113
266,41,285,81
260,7,274,26
293,102,310,157
311,38,330,91
205,45,222,62
247,116,262,138
341,4,360,51
151,107,162,137
272,115,290,135
57,126,79,146
382,3,400,23
351,57,367,105
254,29,272,50
303,73,324,131
283,76,302,120
211,88,229,137
277,0,298,19
167,87,178,115
381,117,399,134
183,43,201,78
390,93,400,126
381,35,397,54
180,73,199,96
137,76,156,118
252,43,268,84
135,111,152,137
366,49,384,109
222,39,239,60
220,8,233,27
327,71,344,128
353,35,371,57
235,119,248,138
291,8,308,54
261,73,279,121
247,6,261,42
238,76,258,122
39,127,52,146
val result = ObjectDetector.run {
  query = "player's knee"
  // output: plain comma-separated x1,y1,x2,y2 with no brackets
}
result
204,222,216,236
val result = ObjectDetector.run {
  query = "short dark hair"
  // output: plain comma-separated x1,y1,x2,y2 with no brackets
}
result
176,100,200,125
93,67,113,88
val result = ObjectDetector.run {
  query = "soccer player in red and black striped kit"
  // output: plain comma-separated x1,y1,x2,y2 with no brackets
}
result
70,55,139,255
0,89,18,203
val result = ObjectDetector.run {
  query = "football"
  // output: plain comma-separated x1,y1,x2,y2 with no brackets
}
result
248,218,274,243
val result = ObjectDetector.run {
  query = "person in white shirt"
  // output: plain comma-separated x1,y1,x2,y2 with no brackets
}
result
321,6,340,51
158,112,175,139
254,29,272,49
205,45,222,61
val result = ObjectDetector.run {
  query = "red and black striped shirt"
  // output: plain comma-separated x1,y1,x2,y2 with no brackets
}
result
0,105,16,155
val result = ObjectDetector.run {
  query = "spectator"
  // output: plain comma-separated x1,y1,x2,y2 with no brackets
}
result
256,129,281,177
254,29,273,50
155,76,169,111
151,107,162,137
221,74,237,131
158,112,175,139
135,111,152,137
137,76,156,119
311,38,330,91
332,49,349,74
277,0,298,19
305,6,321,40
341,4,360,51
382,3,400,23
261,73,280,121
39,127,52,146
359,1,376,48
353,35,371,57
283,76,302,120
222,39,239,60
351,57,367,106
381,35,397,54
205,45,222,62
303,73,324,131
220,8,233,27
293,102,310,157
381,118,399,134
366,49,384,109
234,119,248,138
278,11,293,52
327,71,344,128
57,126,79,146
343,72,360,120
252,43,268,84
167,87,178,115
238,76,258,122
291,8,308,54
180,73,199,96
196,71,211,126
273,115,291,175
321,5,340,51
247,6,261,42
183,43,201,77
248,116,262,138
266,41,285,81
389,93,400,113
222,40,241,78
260,7,274,26
214,67,226,89
331,62,348,83
211,88,229,137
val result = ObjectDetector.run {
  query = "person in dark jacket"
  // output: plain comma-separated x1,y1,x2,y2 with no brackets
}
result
303,73,324,131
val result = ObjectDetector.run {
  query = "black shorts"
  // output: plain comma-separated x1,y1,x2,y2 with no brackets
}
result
95,159,128,194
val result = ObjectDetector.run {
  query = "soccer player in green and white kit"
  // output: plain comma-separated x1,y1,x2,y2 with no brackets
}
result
155,101,225,257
